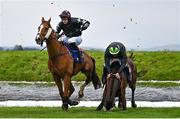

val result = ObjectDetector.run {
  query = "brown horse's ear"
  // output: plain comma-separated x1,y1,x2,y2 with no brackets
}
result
48,17,51,23
42,17,45,22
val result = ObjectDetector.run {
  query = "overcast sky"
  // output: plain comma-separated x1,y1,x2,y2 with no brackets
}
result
0,0,180,50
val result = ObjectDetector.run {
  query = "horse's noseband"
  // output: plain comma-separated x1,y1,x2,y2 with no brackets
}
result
41,28,53,42
36,27,53,46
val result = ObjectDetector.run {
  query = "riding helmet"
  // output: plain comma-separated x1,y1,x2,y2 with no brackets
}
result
109,45,120,55
59,10,71,19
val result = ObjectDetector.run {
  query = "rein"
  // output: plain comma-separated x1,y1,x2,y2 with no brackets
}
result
41,46,47,51
40,32,64,51
40,28,53,51
42,28,70,60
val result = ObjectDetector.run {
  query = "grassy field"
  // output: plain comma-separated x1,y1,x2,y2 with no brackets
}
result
0,107,179,118
0,50,180,82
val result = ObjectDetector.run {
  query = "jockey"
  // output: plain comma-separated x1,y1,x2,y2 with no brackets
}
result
102,42,131,84
56,10,90,62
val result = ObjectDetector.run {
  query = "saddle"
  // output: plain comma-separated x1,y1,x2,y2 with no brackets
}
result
62,42,83,63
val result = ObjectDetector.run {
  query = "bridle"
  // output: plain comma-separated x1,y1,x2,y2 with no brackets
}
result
40,32,64,51
36,24,53,46
36,24,70,60
44,28,53,40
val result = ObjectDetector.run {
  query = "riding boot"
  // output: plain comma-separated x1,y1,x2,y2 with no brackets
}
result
69,42,82,63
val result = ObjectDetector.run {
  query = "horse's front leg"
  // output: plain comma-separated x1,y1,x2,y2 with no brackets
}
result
62,74,79,110
62,74,71,110
53,74,63,100
121,87,127,110
118,90,122,109
96,85,107,111
53,74,74,110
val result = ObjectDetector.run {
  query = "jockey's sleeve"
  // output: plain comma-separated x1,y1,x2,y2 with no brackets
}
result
118,56,127,73
79,18,90,31
104,49,112,73
117,44,127,73
121,45,127,56
105,57,111,73
56,22,62,34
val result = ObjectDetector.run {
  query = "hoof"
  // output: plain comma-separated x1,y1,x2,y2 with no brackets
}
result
96,103,103,111
68,100,79,106
132,103,137,108
121,108,127,111
78,91,84,98
109,107,114,111
62,103,69,111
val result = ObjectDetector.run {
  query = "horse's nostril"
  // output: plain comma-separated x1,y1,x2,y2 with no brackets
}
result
35,38,39,42
35,38,41,45
35,34,40,41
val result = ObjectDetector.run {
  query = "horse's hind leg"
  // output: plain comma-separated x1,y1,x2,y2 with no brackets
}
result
96,85,107,111
78,71,91,98
129,62,137,108
120,86,127,110
129,81,137,108
131,86,137,108
118,91,122,109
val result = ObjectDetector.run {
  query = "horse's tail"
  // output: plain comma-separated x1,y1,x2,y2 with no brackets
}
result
91,57,102,89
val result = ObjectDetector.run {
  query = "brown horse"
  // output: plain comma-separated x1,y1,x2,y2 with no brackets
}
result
35,17,101,110
96,58,137,111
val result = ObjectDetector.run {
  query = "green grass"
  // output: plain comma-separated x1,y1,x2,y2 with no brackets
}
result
134,51,180,81
0,107,179,118
0,50,180,82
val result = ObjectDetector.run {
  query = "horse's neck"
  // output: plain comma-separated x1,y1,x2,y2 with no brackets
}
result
46,32,67,59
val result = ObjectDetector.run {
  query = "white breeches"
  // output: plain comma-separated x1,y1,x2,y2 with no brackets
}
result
59,35,82,46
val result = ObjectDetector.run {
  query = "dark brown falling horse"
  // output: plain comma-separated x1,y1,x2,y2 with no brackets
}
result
35,17,101,110
96,58,137,111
